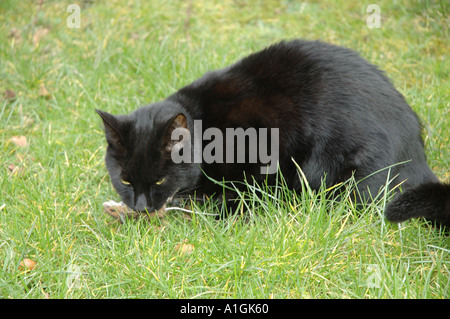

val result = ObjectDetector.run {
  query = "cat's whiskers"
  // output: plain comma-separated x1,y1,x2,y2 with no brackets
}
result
166,188,180,204
175,185,202,195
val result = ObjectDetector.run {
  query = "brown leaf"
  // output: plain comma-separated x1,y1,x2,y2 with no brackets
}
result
7,163,25,176
39,83,51,99
175,241,195,255
9,28,22,41
32,27,50,47
22,116,34,127
10,136,28,148
19,258,37,272
4,89,16,102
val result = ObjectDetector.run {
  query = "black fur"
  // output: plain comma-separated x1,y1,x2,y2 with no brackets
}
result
385,183,450,228
96,39,449,227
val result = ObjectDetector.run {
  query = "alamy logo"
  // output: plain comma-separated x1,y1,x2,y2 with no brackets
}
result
67,4,81,28
366,4,381,29
170,120,279,174
366,264,381,288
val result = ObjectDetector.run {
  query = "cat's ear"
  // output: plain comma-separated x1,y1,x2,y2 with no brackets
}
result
162,113,189,153
96,109,128,150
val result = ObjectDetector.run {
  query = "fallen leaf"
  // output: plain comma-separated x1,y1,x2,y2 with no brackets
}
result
9,28,22,41
22,116,34,127
32,27,50,46
19,258,37,272
175,241,195,255
4,89,16,102
39,83,51,99
7,163,25,176
10,136,27,148
130,32,140,40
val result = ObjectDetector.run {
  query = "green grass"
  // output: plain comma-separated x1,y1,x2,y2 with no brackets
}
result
0,0,449,298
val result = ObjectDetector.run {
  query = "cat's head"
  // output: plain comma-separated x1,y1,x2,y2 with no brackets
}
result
96,101,200,213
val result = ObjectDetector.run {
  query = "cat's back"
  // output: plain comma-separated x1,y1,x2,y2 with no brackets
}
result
233,40,417,126
234,40,383,84
175,39,417,137
188,40,402,106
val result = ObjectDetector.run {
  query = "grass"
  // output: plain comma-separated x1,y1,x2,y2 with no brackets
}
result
0,0,449,299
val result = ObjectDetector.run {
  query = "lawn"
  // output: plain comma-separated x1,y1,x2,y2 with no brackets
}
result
0,0,448,299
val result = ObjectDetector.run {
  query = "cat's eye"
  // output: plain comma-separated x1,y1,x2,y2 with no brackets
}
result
120,179,131,186
156,177,167,185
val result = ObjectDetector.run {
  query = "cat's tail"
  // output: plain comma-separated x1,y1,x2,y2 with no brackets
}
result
384,182,450,229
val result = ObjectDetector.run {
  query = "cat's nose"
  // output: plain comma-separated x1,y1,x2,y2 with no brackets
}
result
134,194,148,212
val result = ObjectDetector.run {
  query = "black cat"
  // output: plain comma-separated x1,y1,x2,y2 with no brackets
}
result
96,39,449,228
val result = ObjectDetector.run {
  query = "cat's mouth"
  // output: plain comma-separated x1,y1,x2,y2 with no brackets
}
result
103,189,180,223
